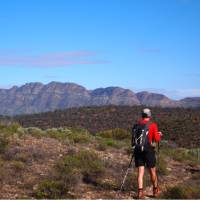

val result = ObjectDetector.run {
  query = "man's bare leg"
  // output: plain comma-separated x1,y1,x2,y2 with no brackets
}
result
149,167,161,197
137,166,145,198
149,167,157,188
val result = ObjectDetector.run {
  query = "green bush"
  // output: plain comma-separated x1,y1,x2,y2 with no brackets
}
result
56,150,105,185
95,140,107,151
157,155,168,175
11,160,26,172
0,159,7,183
56,156,82,188
45,127,92,144
67,131,91,144
16,127,27,137
46,128,67,140
161,145,200,165
96,137,125,149
162,185,200,199
120,171,137,192
35,180,67,199
35,150,104,198
118,170,150,192
96,128,130,141
105,139,123,148
14,152,30,163
0,123,21,134
26,127,46,138
96,178,118,190
0,134,9,154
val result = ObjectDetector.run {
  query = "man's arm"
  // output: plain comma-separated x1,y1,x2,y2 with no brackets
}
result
149,123,162,143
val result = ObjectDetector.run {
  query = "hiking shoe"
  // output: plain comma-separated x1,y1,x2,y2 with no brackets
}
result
153,187,161,197
137,188,144,199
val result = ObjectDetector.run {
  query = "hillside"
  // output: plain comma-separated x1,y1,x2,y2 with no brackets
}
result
15,106,200,148
0,82,200,115
0,82,139,115
136,92,180,107
0,124,199,199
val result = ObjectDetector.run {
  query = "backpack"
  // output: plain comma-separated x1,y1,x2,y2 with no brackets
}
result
131,121,151,152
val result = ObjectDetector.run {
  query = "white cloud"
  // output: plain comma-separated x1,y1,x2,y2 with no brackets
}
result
0,50,111,67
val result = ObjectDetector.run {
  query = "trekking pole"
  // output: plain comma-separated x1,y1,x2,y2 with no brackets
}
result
120,152,134,192
157,142,160,187
157,142,160,168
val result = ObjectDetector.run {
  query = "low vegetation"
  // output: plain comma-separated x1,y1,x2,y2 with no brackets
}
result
15,105,200,148
162,185,200,199
35,149,106,198
0,122,199,198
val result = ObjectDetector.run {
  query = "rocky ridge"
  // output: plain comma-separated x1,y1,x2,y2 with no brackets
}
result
0,82,199,115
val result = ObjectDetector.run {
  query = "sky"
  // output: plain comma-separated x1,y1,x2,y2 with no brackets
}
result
0,0,199,99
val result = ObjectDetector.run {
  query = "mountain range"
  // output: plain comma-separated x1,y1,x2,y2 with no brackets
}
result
0,82,199,115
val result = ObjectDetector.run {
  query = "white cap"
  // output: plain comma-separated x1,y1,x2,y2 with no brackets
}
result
142,108,151,117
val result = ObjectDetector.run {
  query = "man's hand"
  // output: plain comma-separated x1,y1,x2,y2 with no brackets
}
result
158,132,163,137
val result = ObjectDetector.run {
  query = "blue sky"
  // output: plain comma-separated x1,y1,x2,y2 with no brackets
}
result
0,0,199,99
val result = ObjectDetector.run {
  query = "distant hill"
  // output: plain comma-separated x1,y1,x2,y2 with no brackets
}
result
0,82,200,115
136,91,181,107
180,97,200,108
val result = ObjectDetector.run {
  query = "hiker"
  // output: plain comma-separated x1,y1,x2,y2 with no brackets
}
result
132,108,162,198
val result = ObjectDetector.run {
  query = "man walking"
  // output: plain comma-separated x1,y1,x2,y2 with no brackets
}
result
132,108,162,198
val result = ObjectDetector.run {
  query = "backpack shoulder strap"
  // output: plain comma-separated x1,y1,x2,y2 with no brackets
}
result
145,120,152,129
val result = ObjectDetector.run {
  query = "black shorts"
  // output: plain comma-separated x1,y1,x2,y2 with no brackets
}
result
134,149,156,168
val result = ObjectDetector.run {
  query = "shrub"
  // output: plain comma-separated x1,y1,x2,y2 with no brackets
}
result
67,132,91,144
0,134,9,154
44,127,92,144
96,137,125,149
120,171,137,192
46,128,67,141
0,160,7,184
3,146,47,163
161,145,200,165
34,180,67,199
157,155,168,175
56,156,82,188
16,127,26,137
35,150,105,199
14,152,31,163
117,170,150,192
162,185,200,199
26,127,46,138
95,140,107,151
77,150,105,183
11,160,26,172
96,128,130,141
105,139,122,149
56,150,105,185
96,178,118,190
0,123,21,134
66,129,92,144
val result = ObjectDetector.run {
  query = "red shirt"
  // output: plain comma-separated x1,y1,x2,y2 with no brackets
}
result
138,119,161,144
